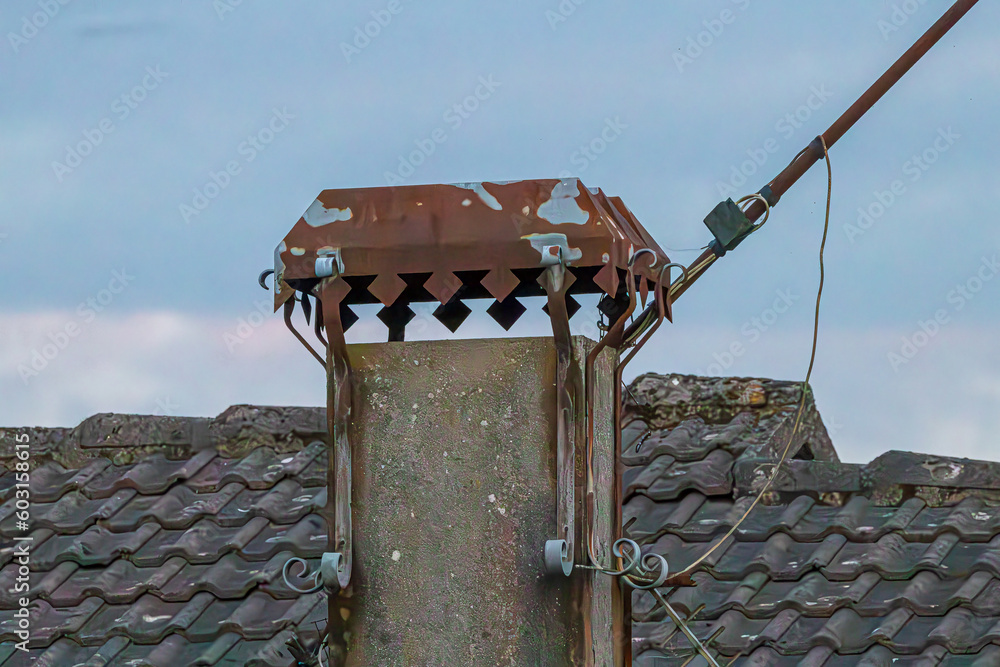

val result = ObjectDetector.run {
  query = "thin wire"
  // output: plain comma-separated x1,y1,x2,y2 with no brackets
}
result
317,634,330,667
675,135,832,577
661,244,709,253
669,254,714,301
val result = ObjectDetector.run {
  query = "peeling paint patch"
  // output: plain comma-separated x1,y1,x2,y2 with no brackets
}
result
453,182,502,211
273,242,286,291
290,247,305,256
537,179,589,225
303,199,353,226
521,233,583,264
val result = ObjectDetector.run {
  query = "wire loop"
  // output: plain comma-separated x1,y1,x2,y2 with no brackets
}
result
736,193,770,230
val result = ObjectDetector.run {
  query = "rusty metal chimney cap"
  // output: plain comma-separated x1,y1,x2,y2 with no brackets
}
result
274,178,667,310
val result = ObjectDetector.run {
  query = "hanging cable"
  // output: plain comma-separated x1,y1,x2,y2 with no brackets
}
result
674,135,832,577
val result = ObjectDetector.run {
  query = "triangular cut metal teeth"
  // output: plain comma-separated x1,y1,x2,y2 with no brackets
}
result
541,295,581,319
377,302,416,341
433,298,472,333
487,296,526,331
340,303,359,332
481,268,521,303
424,271,463,305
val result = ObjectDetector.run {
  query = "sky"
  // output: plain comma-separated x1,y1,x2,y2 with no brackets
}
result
2,0,998,464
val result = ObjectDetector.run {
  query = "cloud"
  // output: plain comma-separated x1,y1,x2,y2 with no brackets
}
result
3,308,998,468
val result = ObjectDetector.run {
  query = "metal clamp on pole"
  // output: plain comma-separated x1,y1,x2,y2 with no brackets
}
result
539,245,578,577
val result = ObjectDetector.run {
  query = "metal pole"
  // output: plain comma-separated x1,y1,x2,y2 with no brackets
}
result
628,0,979,334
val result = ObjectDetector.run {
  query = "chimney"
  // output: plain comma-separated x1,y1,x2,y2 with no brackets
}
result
269,179,674,666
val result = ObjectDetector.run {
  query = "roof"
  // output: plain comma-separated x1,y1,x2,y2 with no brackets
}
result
4,378,1000,665
0,407,330,667
624,373,1000,665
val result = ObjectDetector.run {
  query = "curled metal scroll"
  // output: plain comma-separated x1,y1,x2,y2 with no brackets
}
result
540,255,578,576
602,538,669,590
282,557,323,594
591,540,720,666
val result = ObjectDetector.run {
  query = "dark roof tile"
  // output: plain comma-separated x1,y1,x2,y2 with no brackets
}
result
31,562,78,602
858,570,992,616
74,591,215,645
643,533,735,575
711,533,848,581
746,571,876,617
625,413,763,467
82,450,216,499
131,517,269,567
229,628,305,667
157,552,297,601
0,636,129,667
821,533,960,581
214,478,325,527
14,489,136,536
0,597,103,647
117,632,241,667
214,447,289,491
261,441,325,486
185,455,248,493
905,498,1000,541
961,645,1000,666
241,514,326,561
102,481,247,531
294,455,327,488
627,449,733,501
938,534,1000,578
890,606,999,653
47,556,186,606
28,459,110,503
183,590,323,643
31,523,160,570
624,492,707,545
0,472,14,504
969,575,1000,615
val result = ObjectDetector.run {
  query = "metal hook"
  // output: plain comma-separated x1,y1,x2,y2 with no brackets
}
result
258,269,274,290
659,262,688,284
260,269,302,301
628,248,658,268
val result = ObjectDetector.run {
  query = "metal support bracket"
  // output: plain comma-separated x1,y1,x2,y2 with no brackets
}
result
318,277,354,593
315,248,344,278
539,258,577,577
